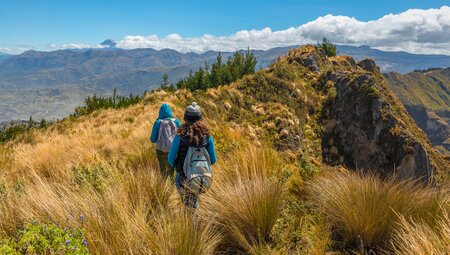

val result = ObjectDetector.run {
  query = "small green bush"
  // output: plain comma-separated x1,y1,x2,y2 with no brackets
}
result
0,120,49,144
0,221,89,255
72,164,108,192
73,88,143,116
177,50,257,91
317,38,337,57
299,153,319,180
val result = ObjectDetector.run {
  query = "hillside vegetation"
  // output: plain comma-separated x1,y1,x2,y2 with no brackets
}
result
0,46,448,254
3,45,450,122
384,68,450,154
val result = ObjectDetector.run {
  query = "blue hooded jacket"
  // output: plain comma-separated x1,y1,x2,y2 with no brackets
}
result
150,103,181,143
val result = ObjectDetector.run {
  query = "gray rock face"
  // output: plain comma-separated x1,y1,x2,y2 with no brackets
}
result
357,59,380,73
405,106,450,151
316,55,439,181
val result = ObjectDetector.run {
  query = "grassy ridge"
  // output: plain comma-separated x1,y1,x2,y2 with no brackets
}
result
0,46,448,254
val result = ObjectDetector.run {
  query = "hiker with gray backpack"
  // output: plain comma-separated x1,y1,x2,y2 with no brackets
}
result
150,103,181,178
168,102,217,209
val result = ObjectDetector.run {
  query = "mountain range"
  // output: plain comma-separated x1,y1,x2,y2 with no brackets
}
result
1,44,450,122
0,52,11,63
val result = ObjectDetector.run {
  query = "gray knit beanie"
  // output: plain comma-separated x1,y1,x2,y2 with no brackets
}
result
184,102,202,123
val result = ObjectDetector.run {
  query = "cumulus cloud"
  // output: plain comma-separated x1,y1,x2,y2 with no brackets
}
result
298,6,450,54
115,27,306,53
114,6,450,55
3,6,449,55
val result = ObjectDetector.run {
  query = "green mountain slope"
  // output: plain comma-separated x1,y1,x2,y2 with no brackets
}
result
384,68,450,153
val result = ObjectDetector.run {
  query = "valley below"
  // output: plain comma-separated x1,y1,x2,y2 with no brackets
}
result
1,44,450,122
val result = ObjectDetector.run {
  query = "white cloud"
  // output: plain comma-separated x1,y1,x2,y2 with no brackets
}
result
3,6,450,55
48,43,105,50
115,26,307,53
0,45,35,54
297,6,450,54
113,6,450,55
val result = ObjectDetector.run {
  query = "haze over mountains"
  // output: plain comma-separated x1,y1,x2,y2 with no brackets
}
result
1,44,450,122
0,52,11,62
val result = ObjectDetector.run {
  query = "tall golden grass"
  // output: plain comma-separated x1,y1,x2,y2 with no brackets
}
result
391,211,450,255
148,211,222,255
1,93,448,254
0,96,287,254
202,178,283,254
307,171,449,252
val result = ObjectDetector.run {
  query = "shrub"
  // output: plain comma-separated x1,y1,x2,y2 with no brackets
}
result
160,73,174,91
307,171,448,251
177,50,257,91
391,211,450,255
72,164,108,192
273,201,332,255
317,37,337,57
73,88,143,116
0,120,49,144
0,221,89,255
299,153,319,180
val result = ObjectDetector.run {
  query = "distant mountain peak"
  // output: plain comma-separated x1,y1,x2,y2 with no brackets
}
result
100,39,117,48
357,45,371,49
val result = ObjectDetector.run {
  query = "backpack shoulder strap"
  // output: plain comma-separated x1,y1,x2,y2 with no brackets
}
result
183,146,194,176
199,147,211,166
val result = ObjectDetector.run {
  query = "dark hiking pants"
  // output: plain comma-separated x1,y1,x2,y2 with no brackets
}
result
175,173,199,209
156,150,174,178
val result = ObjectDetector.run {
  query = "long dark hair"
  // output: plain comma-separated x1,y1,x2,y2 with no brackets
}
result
178,120,210,145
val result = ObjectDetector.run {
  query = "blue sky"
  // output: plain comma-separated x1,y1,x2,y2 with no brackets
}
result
1,0,449,54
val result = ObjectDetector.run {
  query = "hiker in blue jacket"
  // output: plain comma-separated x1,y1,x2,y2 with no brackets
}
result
168,102,217,209
150,103,181,178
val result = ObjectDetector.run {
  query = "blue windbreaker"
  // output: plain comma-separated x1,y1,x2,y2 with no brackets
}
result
150,103,181,143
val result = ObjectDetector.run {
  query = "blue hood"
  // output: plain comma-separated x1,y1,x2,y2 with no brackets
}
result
158,103,173,119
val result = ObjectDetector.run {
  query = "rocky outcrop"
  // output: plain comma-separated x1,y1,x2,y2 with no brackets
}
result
321,71,434,180
282,46,447,182
170,45,448,184
404,106,450,152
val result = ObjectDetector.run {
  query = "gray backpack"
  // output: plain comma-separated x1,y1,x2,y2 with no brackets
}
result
156,118,177,153
183,146,213,194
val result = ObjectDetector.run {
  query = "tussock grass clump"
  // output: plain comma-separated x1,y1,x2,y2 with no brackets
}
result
214,143,284,184
202,178,283,254
391,211,450,255
0,165,178,254
149,211,221,255
307,171,448,251
122,168,175,214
